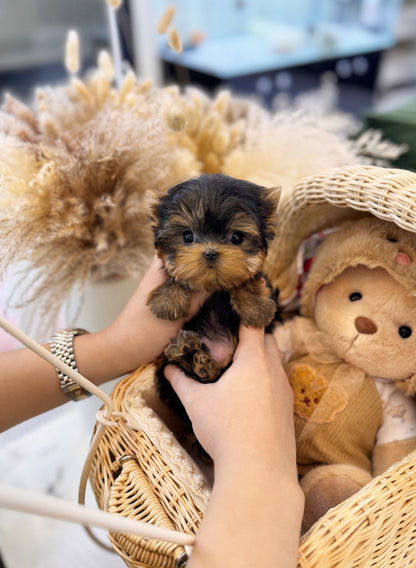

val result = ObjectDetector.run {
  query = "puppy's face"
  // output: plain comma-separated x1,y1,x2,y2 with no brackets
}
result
147,174,280,291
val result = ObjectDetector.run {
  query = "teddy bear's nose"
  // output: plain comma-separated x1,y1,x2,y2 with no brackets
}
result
355,316,377,335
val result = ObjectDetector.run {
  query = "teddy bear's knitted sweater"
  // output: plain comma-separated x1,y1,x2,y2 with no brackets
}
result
285,355,383,476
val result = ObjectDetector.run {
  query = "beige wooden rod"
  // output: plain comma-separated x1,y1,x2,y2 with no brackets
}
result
0,482,195,546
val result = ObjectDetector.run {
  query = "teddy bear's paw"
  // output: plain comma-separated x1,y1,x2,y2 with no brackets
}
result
300,464,372,529
395,374,416,397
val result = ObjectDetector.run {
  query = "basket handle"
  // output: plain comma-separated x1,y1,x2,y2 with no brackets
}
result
0,481,195,546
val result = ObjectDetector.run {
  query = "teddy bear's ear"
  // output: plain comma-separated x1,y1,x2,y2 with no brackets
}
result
145,189,163,231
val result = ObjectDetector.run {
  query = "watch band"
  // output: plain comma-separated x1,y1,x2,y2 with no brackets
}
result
49,328,91,401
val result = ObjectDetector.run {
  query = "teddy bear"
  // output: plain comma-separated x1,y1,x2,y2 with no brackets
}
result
273,215,416,529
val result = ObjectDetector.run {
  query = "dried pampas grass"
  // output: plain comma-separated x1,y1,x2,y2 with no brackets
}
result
0,51,200,331
157,5,176,34
65,30,80,75
221,77,408,196
0,36,406,333
167,27,182,53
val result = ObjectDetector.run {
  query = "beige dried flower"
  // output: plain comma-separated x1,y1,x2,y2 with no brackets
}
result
157,5,176,34
105,0,122,8
65,30,80,74
97,50,115,82
170,88,247,173
0,58,199,332
167,27,182,53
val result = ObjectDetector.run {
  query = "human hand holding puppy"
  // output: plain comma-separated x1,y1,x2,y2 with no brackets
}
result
0,255,208,431
91,254,210,379
165,324,296,468
146,174,280,451
165,325,303,568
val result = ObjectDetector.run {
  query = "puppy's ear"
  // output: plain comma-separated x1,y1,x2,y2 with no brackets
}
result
260,186,281,219
145,189,163,231
260,186,281,243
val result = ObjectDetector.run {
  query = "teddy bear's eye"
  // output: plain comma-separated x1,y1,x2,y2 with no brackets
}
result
399,326,412,339
183,230,194,244
388,237,398,243
230,231,244,245
349,292,362,302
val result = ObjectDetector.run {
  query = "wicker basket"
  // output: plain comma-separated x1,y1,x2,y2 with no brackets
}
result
85,164,416,567
84,364,211,568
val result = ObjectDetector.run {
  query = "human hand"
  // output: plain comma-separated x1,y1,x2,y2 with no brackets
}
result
101,256,209,375
164,324,297,477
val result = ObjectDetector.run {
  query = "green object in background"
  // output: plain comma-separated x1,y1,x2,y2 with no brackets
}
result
364,95,416,171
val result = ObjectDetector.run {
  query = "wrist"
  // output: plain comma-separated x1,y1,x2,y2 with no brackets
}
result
73,328,132,386
213,440,299,486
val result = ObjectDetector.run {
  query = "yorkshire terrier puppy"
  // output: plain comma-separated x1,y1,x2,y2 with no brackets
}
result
147,173,280,450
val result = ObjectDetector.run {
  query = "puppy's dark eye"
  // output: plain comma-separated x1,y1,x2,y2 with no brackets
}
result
399,326,412,338
349,292,362,302
183,230,194,244
230,231,244,245
388,237,398,243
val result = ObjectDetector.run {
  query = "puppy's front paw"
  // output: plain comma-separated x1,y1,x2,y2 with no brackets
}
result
232,293,277,328
230,278,277,328
148,280,190,320
241,296,277,327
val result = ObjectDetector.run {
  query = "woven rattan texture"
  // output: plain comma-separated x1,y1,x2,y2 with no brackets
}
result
264,165,416,300
298,448,416,567
88,368,207,568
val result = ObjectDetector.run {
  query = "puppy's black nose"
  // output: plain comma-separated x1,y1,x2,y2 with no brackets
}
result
204,249,218,261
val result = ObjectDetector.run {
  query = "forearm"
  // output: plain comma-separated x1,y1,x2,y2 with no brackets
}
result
0,313,193,433
189,459,303,568
0,331,127,432
0,256,208,432
0,345,68,431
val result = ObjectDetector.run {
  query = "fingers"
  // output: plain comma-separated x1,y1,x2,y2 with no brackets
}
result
234,324,264,359
164,364,196,407
235,324,280,362
264,333,281,360
140,255,167,292
237,322,264,345
164,325,281,397
188,289,211,319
